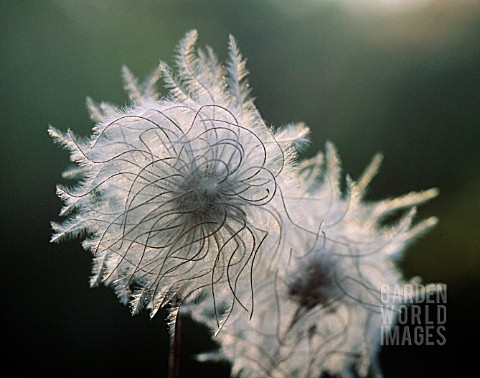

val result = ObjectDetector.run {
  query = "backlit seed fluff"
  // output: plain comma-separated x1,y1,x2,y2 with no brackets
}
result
49,30,306,318
50,30,440,377
193,144,439,377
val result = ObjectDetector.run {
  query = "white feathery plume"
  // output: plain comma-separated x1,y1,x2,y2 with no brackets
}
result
194,143,439,377
50,31,439,377
50,30,300,321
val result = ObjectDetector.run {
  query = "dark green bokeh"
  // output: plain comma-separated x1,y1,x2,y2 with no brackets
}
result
1,0,478,376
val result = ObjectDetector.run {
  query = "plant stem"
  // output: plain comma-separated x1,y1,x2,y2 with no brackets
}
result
168,298,181,378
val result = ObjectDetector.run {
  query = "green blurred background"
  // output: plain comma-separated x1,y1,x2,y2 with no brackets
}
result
1,0,479,376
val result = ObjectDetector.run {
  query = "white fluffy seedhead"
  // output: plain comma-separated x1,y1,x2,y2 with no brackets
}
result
195,144,439,377
50,31,300,320
50,31,439,377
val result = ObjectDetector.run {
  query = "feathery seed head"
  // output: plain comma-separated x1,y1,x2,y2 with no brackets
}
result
50,31,295,318
195,144,439,377
50,30,440,377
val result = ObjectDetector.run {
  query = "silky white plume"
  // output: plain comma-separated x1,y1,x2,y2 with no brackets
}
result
50,30,301,319
193,143,438,377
